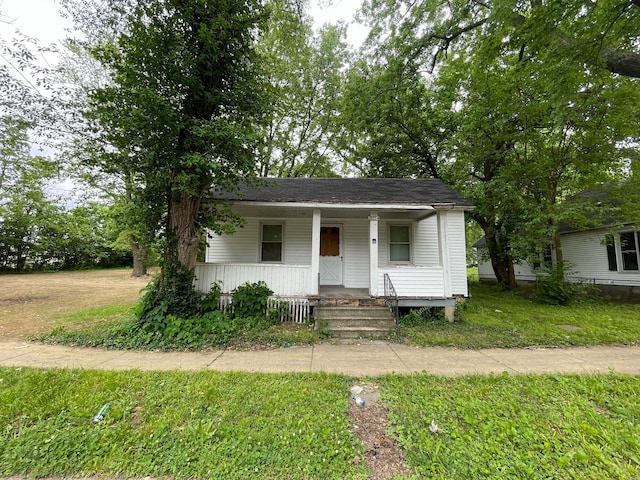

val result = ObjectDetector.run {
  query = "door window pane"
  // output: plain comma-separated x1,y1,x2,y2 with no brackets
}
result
320,227,340,256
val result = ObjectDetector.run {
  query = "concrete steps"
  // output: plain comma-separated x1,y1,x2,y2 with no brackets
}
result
314,305,395,339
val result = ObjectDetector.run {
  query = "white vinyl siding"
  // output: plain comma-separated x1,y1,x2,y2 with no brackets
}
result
284,218,312,265
378,267,446,297
447,210,468,296
206,219,259,263
207,218,312,265
343,219,369,288
414,216,439,266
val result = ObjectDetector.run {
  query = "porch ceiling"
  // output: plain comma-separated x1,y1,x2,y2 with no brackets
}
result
230,204,435,220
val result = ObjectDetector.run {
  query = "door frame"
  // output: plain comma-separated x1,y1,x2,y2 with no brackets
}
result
319,223,343,286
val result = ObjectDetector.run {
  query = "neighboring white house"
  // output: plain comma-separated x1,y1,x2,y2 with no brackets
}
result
475,224,640,299
194,178,474,318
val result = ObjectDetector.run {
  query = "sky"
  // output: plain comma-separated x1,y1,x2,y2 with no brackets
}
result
0,0,368,48
0,0,368,197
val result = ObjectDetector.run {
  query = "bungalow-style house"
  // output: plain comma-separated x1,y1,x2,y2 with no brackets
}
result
194,178,474,328
475,223,640,299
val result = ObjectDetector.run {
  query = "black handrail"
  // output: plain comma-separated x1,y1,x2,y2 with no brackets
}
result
383,273,399,324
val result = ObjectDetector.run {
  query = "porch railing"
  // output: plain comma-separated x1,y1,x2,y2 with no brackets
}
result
383,273,399,324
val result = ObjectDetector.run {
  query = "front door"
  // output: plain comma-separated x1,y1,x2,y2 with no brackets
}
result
319,225,343,285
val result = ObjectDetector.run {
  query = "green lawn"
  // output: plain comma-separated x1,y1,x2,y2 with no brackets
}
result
2,368,639,479
398,283,640,349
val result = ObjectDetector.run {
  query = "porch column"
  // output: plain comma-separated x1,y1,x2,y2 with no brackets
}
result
310,208,321,295
369,211,379,296
437,209,453,298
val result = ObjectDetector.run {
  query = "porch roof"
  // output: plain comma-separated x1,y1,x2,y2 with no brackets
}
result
213,178,474,209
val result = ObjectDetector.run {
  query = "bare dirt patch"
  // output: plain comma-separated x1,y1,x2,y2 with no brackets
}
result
348,382,413,479
0,269,151,339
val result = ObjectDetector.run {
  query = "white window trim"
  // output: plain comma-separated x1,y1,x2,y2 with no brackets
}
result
259,222,285,263
617,230,640,272
388,223,414,265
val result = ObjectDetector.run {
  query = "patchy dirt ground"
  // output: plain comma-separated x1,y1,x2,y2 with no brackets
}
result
0,269,151,339
348,382,413,479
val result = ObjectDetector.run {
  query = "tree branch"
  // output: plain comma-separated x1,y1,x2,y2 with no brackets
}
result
604,49,640,78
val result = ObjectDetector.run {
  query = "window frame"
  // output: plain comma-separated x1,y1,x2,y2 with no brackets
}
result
605,234,618,272
619,230,640,272
260,222,284,263
531,245,553,271
388,223,413,264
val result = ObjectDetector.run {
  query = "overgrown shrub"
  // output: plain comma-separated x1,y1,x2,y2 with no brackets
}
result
231,281,274,319
136,267,202,323
200,281,221,314
535,266,577,305
399,307,445,327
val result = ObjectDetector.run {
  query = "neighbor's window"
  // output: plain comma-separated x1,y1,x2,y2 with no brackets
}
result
531,245,553,271
389,225,411,263
261,224,283,262
605,234,618,272
620,231,639,271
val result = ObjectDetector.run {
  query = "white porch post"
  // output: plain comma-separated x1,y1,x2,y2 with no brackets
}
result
310,208,321,295
437,209,452,298
369,211,379,296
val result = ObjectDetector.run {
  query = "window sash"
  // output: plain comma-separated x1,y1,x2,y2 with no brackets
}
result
620,231,639,271
261,224,282,262
389,225,411,262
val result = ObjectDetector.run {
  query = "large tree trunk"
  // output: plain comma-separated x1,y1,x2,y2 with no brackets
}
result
484,225,518,290
130,237,148,277
166,190,202,276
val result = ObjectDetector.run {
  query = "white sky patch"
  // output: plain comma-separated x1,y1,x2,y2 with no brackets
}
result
309,0,368,48
0,0,368,47
0,0,70,46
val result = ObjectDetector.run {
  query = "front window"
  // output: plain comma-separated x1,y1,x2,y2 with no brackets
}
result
389,225,411,263
620,231,639,271
261,224,283,262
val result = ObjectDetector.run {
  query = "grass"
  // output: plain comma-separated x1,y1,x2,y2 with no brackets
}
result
380,372,640,479
0,368,367,479
396,283,640,349
2,367,639,479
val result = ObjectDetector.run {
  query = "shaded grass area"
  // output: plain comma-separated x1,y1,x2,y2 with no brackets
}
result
2,368,639,479
33,281,639,351
0,368,366,479
397,283,640,349
380,372,640,479
33,317,323,351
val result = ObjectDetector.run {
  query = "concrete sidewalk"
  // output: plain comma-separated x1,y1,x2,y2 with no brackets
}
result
1,340,640,376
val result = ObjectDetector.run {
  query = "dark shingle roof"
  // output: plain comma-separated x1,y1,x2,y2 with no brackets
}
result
215,178,474,207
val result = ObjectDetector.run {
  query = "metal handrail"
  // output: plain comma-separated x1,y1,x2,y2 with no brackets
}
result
383,273,399,324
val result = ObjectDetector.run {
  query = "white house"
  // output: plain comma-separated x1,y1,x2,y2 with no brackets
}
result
475,224,640,299
194,178,474,321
